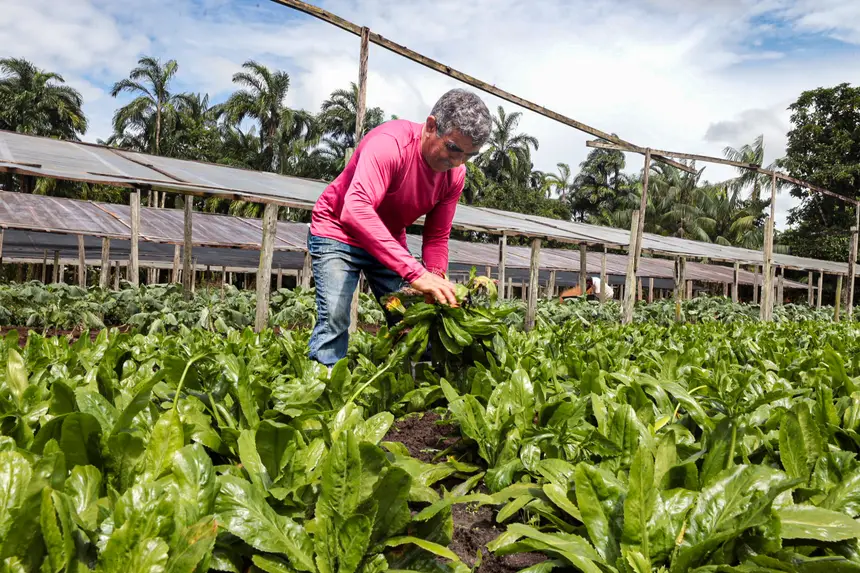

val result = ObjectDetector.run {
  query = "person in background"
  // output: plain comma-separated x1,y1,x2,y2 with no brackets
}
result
306,88,492,367
559,276,614,302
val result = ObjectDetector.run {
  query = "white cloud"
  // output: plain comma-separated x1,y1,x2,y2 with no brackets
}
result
2,0,860,232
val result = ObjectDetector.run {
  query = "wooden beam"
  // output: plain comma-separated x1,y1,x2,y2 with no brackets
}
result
622,209,641,324
817,271,823,309
301,251,312,289
354,26,370,143
99,238,110,288
775,172,859,206
808,271,814,307
130,189,140,286
848,205,859,318
498,233,507,300
648,277,654,303
588,139,759,172
732,262,739,303
270,0,687,170
761,217,774,320
172,244,180,284
546,270,556,299
77,235,86,288
525,238,541,330
182,195,193,297
635,150,652,272
835,275,843,322
599,248,607,304
255,203,279,332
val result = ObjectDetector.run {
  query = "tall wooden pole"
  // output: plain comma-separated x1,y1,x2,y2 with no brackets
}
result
277,267,283,290
817,271,824,309
753,266,760,304
622,210,641,324
760,173,777,321
634,149,651,270
255,203,278,332
41,250,47,283
777,267,784,306
674,256,686,322
172,245,180,284
808,271,814,306
622,210,641,323
599,248,607,304
507,277,512,300
525,238,541,331
848,205,859,318
732,262,740,303
113,261,120,290
130,189,141,286
99,238,110,288
498,233,508,300
579,244,588,298
77,235,87,288
221,266,227,298
301,251,312,289
835,275,843,322
723,281,728,298
546,270,556,299
53,250,60,283
648,277,654,303
182,196,193,297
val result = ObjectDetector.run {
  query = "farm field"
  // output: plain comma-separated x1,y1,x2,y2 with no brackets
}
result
3,279,860,573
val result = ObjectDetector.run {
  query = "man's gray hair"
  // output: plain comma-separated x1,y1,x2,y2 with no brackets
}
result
430,89,492,147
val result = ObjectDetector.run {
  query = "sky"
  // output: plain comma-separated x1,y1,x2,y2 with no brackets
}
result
2,0,860,229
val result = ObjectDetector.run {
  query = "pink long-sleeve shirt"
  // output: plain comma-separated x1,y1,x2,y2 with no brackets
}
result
310,120,464,283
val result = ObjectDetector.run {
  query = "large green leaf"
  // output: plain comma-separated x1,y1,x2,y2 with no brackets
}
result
365,466,411,544
5,348,27,409
338,514,372,573
40,488,76,573
238,428,270,490
215,475,315,572
0,452,30,541
317,430,361,523
256,420,299,480
622,448,657,561
64,465,101,531
574,463,624,566
779,405,822,485
777,505,860,541
171,444,216,530
164,516,218,573
33,413,103,469
141,409,185,483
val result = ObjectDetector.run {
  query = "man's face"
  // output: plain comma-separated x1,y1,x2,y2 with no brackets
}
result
422,116,481,173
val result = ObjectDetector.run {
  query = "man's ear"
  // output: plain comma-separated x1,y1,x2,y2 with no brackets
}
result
425,115,438,134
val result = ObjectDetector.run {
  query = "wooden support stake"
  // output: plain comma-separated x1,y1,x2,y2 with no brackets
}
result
221,266,227,298
808,271,814,307
648,277,654,303
354,26,370,143
732,262,740,303
760,173,777,321
753,266,760,304
637,278,643,302
301,251,312,289
507,277,512,299
0,230,3,265
182,195,193,297
277,267,283,290
674,256,686,321
723,281,728,298
53,250,60,283
777,267,785,306
130,189,140,286
579,243,588,298
77,235,87,288
546,270,556,299
634,149,651,270
41,250,47,283
349,274,361,334
848,205,859,318
599,248,607,304
521,280,527,301
498,233,507,300
255,203,278,332
622,210,641,324
817,272,823,309
836,275,843,322
485,265,492,278
99,238,110,288
172,245,180,284
113,261,120,290
192,259,197,293
525,238,541,331
686,280,693,299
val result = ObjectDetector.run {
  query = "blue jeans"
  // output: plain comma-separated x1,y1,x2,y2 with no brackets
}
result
307,232,406,366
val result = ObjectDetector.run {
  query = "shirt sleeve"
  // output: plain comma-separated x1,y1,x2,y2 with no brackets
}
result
340,134,427,283
421,168,464,276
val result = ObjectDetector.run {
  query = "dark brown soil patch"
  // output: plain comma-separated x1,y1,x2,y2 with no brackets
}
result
383,412,460,463
449,503,546,573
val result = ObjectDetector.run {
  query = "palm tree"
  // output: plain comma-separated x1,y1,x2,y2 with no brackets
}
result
477,106,539,184
0,57,87,139
647,163,716,241
110,56,179,156
319,83,385,148
544,163,573,199
569,146,628,222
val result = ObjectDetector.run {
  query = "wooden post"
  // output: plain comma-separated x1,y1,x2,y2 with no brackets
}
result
301,251,312,289
599,248,607,304
732,262,740,303
113,261,120,290
808,271,814,307
722,281,728,298
634,149,651,270
648,277,654,303
77,235,87,288
760,173,777,321
498,233,508,300
182,195,193,297
221,266,227,297
192,259,197,293
674,257,686,322
817,271,823,309
525,238,541,331
354,26,370,143
848,205,859,318
579,244,588,298
485,265,492,278
753,266,760,304
99,238,110,288
622,210,641,324
686,280,693,299
41,250,47,283
835,275,843,322
53,250,60,283
637,278,643,302
277,267,283,290
349,275,361,334
546,270,556,299
172,245,180,284
507,277,512,300
520,280,527,301
777,267,784,306
255,203,278,332
130,189,140,286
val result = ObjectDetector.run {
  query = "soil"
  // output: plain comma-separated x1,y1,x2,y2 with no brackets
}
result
384,412,546,573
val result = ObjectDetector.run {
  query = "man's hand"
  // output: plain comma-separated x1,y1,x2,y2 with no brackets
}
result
410,271,458,306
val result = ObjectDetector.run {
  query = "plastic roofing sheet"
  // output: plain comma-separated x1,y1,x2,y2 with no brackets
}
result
0,191,130,238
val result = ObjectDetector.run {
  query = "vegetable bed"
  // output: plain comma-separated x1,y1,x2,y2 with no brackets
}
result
3,278,860,573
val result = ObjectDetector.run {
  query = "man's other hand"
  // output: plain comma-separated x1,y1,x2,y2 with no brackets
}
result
410,271,458,306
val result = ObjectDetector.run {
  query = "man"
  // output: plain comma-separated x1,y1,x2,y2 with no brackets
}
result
559,276,614,302
307,88,492,366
